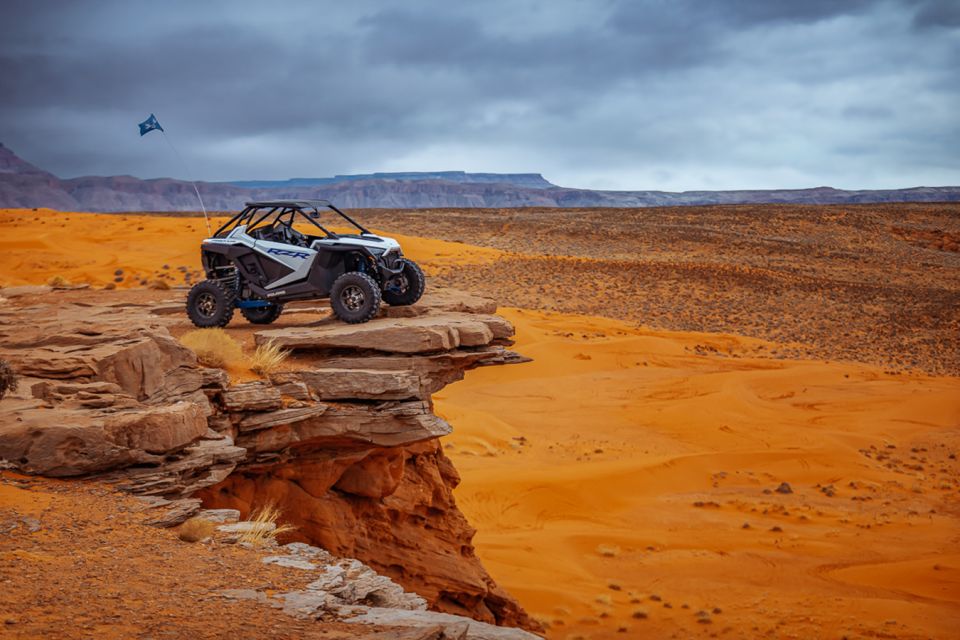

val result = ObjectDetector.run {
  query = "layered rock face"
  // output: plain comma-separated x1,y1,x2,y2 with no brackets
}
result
0,286,533,630
0,292,244,489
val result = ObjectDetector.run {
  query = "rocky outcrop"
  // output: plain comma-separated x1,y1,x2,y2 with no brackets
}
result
0,300,232,480
0,287,536,631
192,290,533,628
215,540,539,639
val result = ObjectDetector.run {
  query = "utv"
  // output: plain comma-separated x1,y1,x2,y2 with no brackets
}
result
186,200,424,327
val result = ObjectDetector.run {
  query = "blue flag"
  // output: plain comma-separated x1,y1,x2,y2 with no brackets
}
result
138,114,164,136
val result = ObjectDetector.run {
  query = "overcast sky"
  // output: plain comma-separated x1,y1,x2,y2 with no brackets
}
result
1,0,958,190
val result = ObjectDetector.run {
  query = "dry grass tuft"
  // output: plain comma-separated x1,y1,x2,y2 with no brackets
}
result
147,279,170,290
0,360,19,401
178,517,216,543
239,502,296,546
46,274,71,288
180,329,244,368
248,340,290,377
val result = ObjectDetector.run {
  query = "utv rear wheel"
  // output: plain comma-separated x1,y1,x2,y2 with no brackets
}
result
240,303,283,325
186,280,235,328
330,272,381,324
382,259,425,306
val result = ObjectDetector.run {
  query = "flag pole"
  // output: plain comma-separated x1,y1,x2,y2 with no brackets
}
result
159,129,212,235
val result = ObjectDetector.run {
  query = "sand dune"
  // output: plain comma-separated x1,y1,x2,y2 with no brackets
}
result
1,208,958,638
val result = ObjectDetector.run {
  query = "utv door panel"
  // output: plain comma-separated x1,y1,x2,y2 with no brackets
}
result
307,249,346,296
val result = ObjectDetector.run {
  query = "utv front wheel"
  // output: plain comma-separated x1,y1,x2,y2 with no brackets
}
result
330,272,381,324
240,303,283,325
382,259,425,306
186,280,235,328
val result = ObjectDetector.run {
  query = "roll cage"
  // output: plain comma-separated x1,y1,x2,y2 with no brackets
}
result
212,199,372,240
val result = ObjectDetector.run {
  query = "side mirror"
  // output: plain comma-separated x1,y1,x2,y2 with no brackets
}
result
310,212,320,219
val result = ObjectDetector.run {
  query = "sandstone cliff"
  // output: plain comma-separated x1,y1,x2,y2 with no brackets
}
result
0,285,534,630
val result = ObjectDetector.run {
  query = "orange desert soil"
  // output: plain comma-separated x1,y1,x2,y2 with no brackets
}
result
1,207,959,639
0,473,371,639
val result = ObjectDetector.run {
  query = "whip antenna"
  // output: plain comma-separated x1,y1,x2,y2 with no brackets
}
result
138,113,212,235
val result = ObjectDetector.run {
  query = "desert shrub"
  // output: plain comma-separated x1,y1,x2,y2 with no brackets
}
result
103,282,116,290
0,360,18,400
239,502,296,546
248,340,290,376
178,517,216,543
46,274,71,288
180,329,243,368
147,279,170,290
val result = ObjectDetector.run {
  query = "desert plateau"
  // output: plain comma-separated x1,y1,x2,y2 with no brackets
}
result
4,2,959,638
1,204,958,639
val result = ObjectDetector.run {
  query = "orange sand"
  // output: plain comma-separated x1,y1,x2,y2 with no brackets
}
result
2,209,959,638
435,309,960,638
0,208,503,288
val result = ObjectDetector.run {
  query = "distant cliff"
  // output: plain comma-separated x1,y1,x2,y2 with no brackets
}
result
2,143,958,211
230,171,555,190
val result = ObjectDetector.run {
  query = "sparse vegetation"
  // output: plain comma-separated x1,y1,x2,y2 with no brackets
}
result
239,502,296,546
596,544,621,557
0,360,19,400
248,340,290,376
179,328,244,368
46,274,71,288
178,517,216,543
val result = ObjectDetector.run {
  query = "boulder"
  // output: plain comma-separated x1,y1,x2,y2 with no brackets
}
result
143,498,203,527
198,508,241,523
94,333,197,400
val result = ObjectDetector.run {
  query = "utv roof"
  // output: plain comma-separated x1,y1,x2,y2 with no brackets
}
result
244,199,336,208
214,199,371,237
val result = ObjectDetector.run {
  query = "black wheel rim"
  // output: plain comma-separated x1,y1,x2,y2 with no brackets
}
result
197,292,217,318
390,273,409,294
341,285,365,311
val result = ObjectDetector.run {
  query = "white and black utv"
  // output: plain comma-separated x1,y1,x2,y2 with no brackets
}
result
186,200,424,327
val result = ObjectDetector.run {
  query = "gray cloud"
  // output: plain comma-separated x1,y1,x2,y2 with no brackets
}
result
0,0,957,190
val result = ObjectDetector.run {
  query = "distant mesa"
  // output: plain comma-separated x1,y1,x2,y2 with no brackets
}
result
0,142,958,211
229,171,556,190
